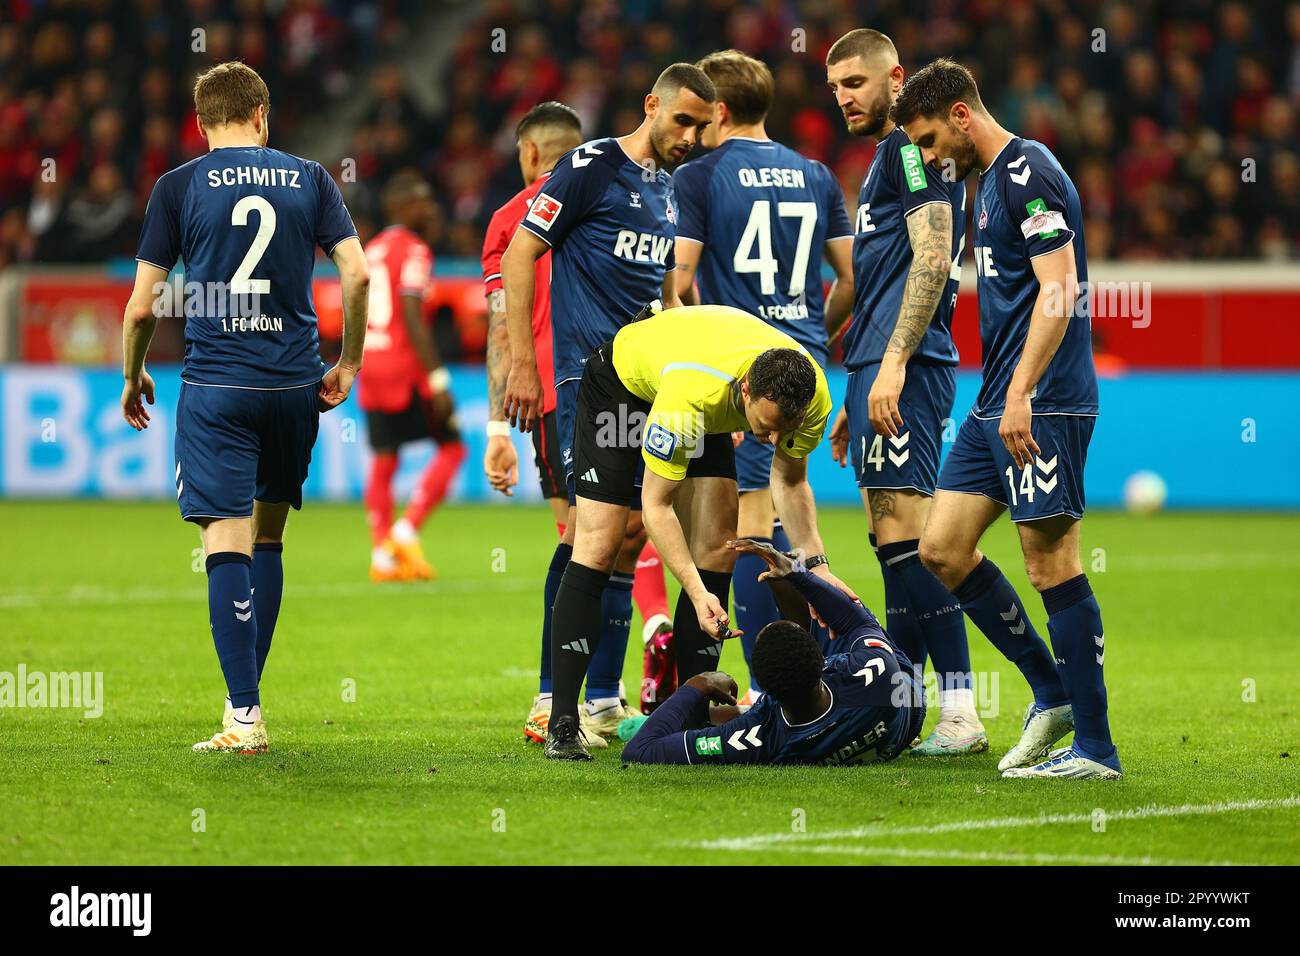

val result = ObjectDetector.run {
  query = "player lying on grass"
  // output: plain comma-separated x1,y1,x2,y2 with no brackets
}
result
622,538,923,765
541,304,857,760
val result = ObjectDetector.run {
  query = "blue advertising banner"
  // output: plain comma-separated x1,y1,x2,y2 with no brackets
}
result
1,365,1297,508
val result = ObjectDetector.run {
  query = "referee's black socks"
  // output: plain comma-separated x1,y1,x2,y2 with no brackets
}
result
673,568,733,682
549,561,610,725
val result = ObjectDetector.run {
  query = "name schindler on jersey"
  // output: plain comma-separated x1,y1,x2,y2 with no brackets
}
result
49,885,152,936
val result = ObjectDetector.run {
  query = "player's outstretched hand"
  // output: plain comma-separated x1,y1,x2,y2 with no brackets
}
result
483,433,519,496
829,406,850,467
503,361,543,432
999,393,1041,469
731,431,744,449
318,362,357,412
121,369,155,431
726,537,796,580
867,356,907,437
684,671,738,706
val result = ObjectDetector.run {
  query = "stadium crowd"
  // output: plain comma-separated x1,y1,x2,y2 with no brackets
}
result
0,0,1296,273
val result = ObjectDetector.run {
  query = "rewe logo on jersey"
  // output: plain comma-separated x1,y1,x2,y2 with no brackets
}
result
525,192,563,231
612,229,672,264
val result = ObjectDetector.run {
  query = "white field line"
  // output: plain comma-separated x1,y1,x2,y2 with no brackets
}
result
755,845,1245,866
691,795,1300,852
0,578,537,609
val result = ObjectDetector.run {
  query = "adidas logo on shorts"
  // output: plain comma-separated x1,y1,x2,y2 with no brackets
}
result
581,468,599,483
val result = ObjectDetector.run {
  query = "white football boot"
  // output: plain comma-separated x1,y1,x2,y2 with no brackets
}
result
1002,745,1123,780
998,703,1074,771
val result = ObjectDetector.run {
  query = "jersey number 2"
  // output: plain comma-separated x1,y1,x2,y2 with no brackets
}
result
230,195,276,294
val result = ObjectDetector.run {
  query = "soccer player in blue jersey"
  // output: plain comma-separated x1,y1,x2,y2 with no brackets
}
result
499,64,725,756
672,49,854,707
892,59,1121,779
823,29,983,755
623,538,924,767
120,63,369,754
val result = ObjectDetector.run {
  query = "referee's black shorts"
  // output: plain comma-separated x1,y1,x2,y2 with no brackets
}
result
571,339,736,508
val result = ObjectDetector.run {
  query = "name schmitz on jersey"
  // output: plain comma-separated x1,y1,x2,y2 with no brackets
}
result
135,146,357,388
205,166,302,189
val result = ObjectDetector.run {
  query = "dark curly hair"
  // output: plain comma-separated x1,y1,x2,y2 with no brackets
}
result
751,620,825,707
889,57,984,126
747,348,816,427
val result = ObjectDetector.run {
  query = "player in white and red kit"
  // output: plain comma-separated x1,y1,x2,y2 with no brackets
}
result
483,103,673,746
361,170,467,581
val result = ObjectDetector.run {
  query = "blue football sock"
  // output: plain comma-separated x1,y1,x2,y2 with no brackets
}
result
872,533,926,677
585,572,633,701
252,542,283,680
206,552,258,709
953,557,1068,709
879,539,972,693
1043,574,1115,759
733,537,781,692
539,542,572,694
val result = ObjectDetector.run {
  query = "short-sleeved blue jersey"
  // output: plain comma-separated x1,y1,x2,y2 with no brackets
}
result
973,137,1096,416
673,137,852,367
845,126,965,370
136,146,357,388
517,137,675,385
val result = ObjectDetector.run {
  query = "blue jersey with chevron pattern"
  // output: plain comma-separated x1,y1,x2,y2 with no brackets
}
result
517,137,676,385
136,146,357,388
972,137,1096,417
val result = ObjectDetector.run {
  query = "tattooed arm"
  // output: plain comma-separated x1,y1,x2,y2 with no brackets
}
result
485,288,510,420
483,287,519,496
866,201,953,437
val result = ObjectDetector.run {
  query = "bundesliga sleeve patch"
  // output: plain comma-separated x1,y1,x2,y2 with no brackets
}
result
525,192,563,232
899,144,929,192
644,423,678,462
1021,198,1066,240
695,735,722,756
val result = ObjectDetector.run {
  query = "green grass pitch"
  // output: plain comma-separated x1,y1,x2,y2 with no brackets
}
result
1,500,1298,865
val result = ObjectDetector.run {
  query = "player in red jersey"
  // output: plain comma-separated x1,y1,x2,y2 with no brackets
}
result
483,103,674,745
360,170,467,581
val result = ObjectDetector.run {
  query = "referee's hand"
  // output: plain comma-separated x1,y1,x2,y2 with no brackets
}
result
318,362,357,412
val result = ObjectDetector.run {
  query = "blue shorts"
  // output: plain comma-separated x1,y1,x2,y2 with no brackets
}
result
174,381,320,522
846,361,956,494
556,375,642,508
938,412,1095,521
735,432,774,492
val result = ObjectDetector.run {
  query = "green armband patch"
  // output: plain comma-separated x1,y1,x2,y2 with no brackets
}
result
900,144,928,192
695,735,722,756
1024,197,1061,239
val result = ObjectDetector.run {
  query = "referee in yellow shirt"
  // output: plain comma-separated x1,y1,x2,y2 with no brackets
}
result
546,304,857,759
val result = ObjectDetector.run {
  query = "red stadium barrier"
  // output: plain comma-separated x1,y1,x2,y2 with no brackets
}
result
8,265,1300,369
